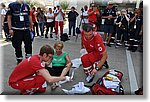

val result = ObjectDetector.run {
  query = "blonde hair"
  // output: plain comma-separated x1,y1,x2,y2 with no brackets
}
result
54,41,64,49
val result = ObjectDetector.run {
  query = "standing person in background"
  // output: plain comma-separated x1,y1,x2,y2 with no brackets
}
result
68,6,79,37
1,3,11,41
88,3,100,26
53,6,56,33
45,8,54,38
7,0,33,64
37,7,45,38
128,8,143,52
54,4,65,40
115,9,129,47
30,7,39,36
80,5,89,25
102,1,116,47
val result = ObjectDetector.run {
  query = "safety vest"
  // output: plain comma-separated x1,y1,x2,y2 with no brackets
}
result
9,2,30,30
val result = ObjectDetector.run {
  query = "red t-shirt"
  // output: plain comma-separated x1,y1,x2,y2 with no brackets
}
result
9,55,45,84
88,9,99,23
30,10,36,23
81,30,106,54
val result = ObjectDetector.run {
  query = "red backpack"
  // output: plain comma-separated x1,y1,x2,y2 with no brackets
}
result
89,69,124,95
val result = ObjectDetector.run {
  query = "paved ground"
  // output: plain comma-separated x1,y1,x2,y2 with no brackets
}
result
0,0,143,95
0,31,143,95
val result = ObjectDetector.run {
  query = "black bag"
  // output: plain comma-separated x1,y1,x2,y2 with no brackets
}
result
76,27,81,34
60,33,70,42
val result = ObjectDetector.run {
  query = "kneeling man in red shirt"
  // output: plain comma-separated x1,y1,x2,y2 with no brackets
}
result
81,24,109,83
8,45,68,95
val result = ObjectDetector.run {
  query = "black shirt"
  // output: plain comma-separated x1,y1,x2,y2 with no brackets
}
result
4,9,8,23
128,12,134,29
102,8,116,25
68,11,79,22
7,2,30,29
129,15,143,31
116,15,129,30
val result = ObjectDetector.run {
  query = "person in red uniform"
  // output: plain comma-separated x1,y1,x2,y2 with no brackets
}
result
81,24,109,83
88,3,100,24
8,45,69,95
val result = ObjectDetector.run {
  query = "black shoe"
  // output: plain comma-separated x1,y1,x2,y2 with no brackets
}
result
17,60,22,65
124,43,130,47
107,43,111,47
132,47,137,52
5,39,10,42
115,43,122,48
102,61,109,69
45,36,48,38
50,34,53,38
138,47,143,53
86,75,95,83
127,46,132,51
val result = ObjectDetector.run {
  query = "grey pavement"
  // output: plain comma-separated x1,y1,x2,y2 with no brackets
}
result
1,32,142,95
0,0,143,95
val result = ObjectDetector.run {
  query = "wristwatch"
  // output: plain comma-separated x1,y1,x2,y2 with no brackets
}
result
95,67,99,71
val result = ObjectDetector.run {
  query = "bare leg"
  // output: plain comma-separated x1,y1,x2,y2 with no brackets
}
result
107,33,112,44
104,32,107,43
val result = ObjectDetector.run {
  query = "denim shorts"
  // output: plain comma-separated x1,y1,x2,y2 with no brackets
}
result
104,25,114,34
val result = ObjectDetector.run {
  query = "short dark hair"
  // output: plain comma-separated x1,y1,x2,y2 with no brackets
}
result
84,5,88,8
39,45,54,56
32,7,36,10
37,7,41,11
82,23,93,32
71,6,75,9
90,3,95,7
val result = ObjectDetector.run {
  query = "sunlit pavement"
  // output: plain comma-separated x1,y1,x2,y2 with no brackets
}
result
1,29,142,95
0,0,143,95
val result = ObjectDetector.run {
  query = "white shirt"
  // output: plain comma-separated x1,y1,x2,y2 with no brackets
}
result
81,10,88,23
54,9,64,21
46,12,54,23
1,9,7,15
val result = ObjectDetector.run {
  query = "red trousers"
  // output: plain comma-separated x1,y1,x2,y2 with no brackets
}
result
81,51,102,76
10,75,46,95
55,21,63,35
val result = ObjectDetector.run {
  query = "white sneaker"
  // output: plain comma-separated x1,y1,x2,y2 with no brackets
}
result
110,42,115,45
116,43,122,46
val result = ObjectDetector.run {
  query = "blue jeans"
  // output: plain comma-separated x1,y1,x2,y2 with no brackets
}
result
69,21,76,36
38,22,45,36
